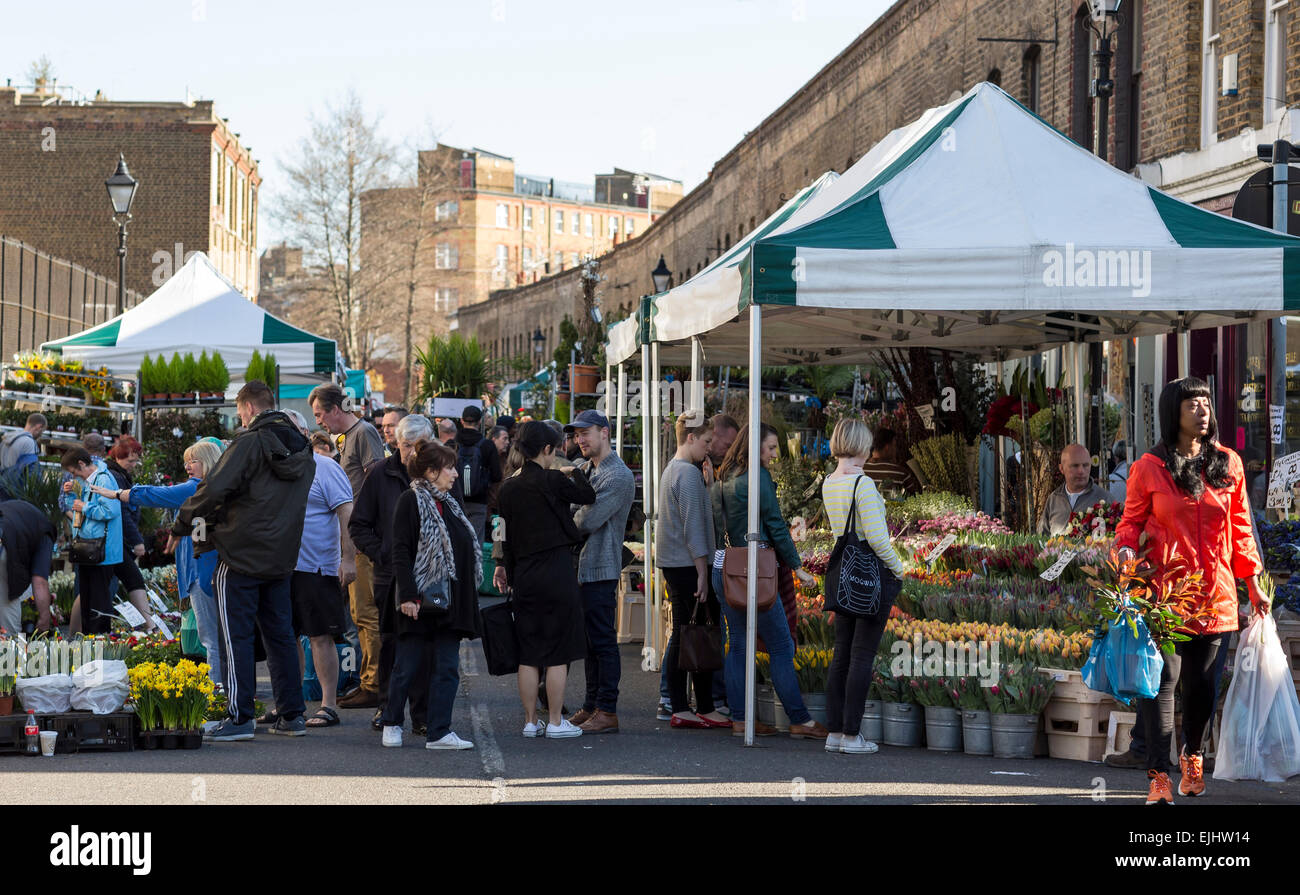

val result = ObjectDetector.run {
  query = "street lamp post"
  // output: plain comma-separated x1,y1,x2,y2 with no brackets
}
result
104,154,139,317
1085,1,1122,478
651,254,672,294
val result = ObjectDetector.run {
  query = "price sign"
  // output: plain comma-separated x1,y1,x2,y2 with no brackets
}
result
926,533,957,565
1271,404,1286,445
150,614,174,640
1039,549,1078,581
916,404,936,430
148,590,168,613
1266,450,1300,508
114,602,147,627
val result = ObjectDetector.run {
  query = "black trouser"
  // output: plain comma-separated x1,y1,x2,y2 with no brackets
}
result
825,597,894,735
78,564,116,634
1142,632,1223,773
375,575,428,727
1129,628,1233,759
662,565,718,715
384,629,461,741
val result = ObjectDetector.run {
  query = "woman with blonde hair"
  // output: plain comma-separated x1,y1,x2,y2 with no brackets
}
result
88,439,227,685
820,419,907,754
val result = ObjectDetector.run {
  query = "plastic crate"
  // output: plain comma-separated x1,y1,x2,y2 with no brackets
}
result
1047,731,1107,762
1044,695,1121,737
0,714,34,755
1,712,136,754
1036,667,1111,704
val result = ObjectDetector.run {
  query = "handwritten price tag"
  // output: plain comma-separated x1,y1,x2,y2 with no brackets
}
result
115,602,147,627
151,614,174,640
148,590,168,613
1039,549,1078,581
926,533,956,565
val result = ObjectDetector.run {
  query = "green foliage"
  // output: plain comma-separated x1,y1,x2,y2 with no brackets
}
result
138,355,155,394
245,350,264,386
770,452,830,526
141,410,233,482
168,353,186,394
885,491,973,529
262,352,278,392
909,433,971,496
181,353,198,393
415,333,488,400
552,315,607,370
982,664,1055,714
10,466,67,534
210,351,231,392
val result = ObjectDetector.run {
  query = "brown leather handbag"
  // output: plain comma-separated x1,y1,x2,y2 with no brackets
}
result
720,481,778,611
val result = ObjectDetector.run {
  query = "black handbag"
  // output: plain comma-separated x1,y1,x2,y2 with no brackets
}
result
419,576,450,612
823,476,898,620
68,536,106,565
678,601,723,673
480,597,519,676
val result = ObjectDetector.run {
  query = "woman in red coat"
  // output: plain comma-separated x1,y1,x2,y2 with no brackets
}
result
1115,377,1269,805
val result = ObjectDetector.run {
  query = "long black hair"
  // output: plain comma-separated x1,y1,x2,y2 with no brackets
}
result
514,420,560,461
1157,376,1231,497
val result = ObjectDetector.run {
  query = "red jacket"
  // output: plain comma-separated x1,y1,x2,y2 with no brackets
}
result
1114,445,1261,635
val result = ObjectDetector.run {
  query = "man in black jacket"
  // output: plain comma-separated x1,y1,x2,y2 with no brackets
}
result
0,499,56,636
454,405,501,542
174,380,315,741
350,413,434,733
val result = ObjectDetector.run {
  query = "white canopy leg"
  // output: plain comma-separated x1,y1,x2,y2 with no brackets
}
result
744,303,762,746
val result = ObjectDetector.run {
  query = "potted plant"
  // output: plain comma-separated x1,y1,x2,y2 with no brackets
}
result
876,666,924,747
793,646,830,725
862,675,884,742
955,676,993,755
912,676,963,752
245,350,265,387
0,672,14,715
196,351,224,403
210,351,230,401
138,355,156,405
181,352,199,404
985,663,1055,759
262,352,278,393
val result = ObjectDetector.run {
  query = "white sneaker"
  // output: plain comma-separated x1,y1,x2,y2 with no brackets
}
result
545,719,583,739
825,733,843,752
426,732,474,750
522,721,544,738
381,726,403,748
840,734,879,754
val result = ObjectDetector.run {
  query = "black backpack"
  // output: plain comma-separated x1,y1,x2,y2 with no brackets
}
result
458,440,490,501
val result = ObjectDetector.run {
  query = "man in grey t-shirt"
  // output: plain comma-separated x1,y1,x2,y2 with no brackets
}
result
311,383,386,708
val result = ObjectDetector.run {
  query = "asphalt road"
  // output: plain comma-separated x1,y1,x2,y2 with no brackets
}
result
4,640,1298,806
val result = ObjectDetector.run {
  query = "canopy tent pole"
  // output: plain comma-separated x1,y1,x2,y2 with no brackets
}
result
1177,331,1191,380
651,340,663,658
614,363,626,456
744,303,762,746
604,360,613,422
996,353,1007,523
721,366,730,411
690,337,703,424
640,341,657,669
1072,343,1087,447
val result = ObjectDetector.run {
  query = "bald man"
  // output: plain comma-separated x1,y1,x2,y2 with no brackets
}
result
1038,443,1114,536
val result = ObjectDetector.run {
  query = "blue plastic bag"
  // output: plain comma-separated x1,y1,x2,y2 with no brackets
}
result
1081,605,1163,706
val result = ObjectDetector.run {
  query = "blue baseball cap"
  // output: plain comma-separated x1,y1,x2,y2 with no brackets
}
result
564,410,610,433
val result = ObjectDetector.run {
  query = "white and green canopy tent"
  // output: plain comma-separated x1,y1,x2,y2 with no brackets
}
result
42,251,342,388
622,81,1300,744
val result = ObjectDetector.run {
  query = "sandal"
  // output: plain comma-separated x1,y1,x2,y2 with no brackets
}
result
255,708,281,725
305,707,340,728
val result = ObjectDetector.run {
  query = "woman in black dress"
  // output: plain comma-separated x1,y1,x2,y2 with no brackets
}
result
493,421,595,739
382,439,483,750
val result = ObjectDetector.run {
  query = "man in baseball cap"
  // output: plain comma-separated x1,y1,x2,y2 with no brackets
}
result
565,409,634,734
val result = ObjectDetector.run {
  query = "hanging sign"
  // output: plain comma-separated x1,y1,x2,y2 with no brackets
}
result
925,533,957,565
1270,404,1285,445
916,404,936,430
151,615,174,640
1266,449,1300,508
114,602,147,628
1039,549,1078,581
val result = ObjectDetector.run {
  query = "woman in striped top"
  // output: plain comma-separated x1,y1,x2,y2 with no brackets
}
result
820,419,907,755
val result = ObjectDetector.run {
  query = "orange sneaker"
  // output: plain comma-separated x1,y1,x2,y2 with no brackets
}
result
1178,749,1206,797
1146,770,1175,805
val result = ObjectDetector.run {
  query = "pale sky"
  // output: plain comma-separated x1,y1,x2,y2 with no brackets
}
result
3,0,890,249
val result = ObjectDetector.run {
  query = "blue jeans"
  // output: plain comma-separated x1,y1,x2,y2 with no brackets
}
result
188,580,223,688
383,628,461,741
581,580,621,713
212,561,305,726
714,567,809,725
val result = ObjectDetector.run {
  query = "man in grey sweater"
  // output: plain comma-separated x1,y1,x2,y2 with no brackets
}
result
566,410,635,734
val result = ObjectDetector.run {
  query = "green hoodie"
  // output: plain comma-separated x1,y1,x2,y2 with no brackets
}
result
709,467,801,571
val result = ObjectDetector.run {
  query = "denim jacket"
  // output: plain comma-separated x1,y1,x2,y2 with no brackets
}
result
71,460,123,566
131,477,217,600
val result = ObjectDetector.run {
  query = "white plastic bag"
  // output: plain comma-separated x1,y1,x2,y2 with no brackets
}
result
1214,615,1300,782
69,660,130,714
14,673,73,713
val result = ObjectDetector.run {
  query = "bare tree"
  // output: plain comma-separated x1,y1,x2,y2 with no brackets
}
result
270,89,396,369
27,56,54,89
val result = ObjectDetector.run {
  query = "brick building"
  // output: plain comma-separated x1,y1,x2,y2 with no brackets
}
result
359,143,682,361
0,85,261,301
458,0,1299,445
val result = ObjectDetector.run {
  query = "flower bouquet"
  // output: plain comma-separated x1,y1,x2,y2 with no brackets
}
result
1066,500,1124,540
982,664,1055,714
792,646,832,693
129,659,215,748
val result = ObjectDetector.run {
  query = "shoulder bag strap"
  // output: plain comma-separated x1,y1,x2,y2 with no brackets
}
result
843,474,863,538
719,479,733,549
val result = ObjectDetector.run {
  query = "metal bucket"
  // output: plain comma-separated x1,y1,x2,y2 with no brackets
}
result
802,692,827,726
881,701,924,747
924,705,963,752
962,709,994,756
756,685,775,727
991,712,1039,759
860,699,884,741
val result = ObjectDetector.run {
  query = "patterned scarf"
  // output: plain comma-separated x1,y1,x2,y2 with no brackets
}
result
411,478,483,592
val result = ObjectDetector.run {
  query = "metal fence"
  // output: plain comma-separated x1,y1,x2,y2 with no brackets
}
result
0,236,143,361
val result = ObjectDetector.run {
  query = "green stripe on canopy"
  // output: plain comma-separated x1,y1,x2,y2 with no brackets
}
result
48,319,121,349
1148,187,1300,248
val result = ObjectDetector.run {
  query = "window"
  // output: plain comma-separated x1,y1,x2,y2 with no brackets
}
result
227,160,236,230
987,67,1002,87
496,203,509,228
435,243,459,269
608,215,619,237
583,213,593,237
237,172,246,239
1264,0,1289,122
212,149,221,206
625,217,634,235
555,251,564,272
1202,0,1220,148
523,206,533,230
537,207,545,229
495,244,509,276
570,252,579,266
523,246,533,267
571,213,579,235
554,210,564,233
434,288,459,312
1023,45,1041,113
435,200,459,222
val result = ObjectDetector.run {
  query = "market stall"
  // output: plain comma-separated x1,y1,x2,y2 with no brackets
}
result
614,81,1300,745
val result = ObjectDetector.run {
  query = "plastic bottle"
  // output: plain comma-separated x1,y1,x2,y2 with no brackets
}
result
24,710,39,755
